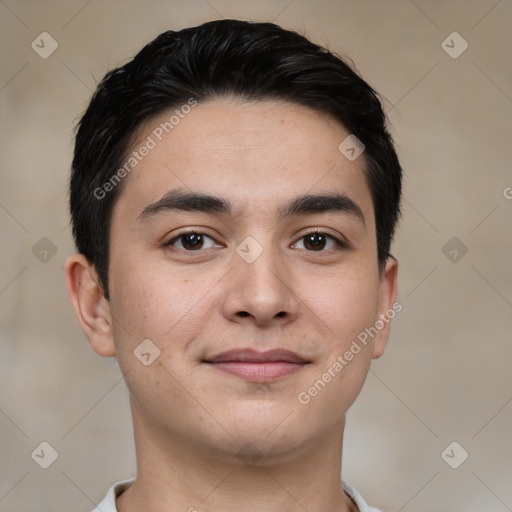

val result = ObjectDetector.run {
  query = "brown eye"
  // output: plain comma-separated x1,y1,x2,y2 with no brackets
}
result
304,233,328,251
181,233,204,250
167,232,217,251
292,231,346,252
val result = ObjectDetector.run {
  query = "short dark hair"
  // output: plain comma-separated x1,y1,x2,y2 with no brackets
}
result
70,19,402,299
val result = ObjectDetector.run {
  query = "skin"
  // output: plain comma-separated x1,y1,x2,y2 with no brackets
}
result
66,98,398,512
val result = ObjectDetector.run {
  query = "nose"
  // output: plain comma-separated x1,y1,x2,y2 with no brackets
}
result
220,240,300,327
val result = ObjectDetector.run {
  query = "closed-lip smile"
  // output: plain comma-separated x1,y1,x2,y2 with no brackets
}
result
203,348,309,382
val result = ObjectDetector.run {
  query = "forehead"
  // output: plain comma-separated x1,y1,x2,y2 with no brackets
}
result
114,98,374,225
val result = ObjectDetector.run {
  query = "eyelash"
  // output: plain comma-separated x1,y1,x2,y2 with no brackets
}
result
165,229,348,252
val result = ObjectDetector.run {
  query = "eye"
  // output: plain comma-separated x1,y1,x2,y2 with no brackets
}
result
166,231,218,251
292,231,346,251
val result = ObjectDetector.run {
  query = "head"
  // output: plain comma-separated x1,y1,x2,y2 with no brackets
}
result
66,20,402,464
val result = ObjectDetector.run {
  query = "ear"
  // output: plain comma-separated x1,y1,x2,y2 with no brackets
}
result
65,254,116,357
372,256,399,359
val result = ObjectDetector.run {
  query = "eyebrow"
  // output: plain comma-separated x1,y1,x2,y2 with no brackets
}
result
138,188,365,225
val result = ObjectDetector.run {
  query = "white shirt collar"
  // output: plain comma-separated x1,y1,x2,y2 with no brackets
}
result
91,478,382,512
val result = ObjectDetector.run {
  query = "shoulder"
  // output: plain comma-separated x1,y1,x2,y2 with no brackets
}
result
90,478,135,512
342,480,382,512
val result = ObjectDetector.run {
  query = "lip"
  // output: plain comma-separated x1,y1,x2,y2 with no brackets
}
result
205,348,308,364
203,349,309,382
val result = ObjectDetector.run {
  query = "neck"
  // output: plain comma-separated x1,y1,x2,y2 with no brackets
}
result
117,398,358,512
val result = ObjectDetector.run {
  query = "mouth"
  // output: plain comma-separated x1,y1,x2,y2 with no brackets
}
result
202,348,310,382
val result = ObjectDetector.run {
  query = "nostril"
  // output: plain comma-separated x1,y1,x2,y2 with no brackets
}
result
238,311,250,317
276,311,286,317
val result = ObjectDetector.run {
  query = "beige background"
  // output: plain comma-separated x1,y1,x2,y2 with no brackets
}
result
1,1,511,510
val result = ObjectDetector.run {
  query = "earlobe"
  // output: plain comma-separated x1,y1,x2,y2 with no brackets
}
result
65,254,116,357
372,256,399,359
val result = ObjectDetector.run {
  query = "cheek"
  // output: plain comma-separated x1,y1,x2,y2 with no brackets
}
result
107,249,222,381
303,267,380,344
107,257,211,424
297,276,379,420
109,250,197,338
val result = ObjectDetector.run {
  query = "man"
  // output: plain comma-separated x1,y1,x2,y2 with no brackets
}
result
65,19,402,512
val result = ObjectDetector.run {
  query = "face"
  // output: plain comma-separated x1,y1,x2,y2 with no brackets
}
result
101,98,397,460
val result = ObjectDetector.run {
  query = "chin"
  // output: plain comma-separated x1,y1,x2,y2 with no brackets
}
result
215,418,307,460
220,435,306,468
